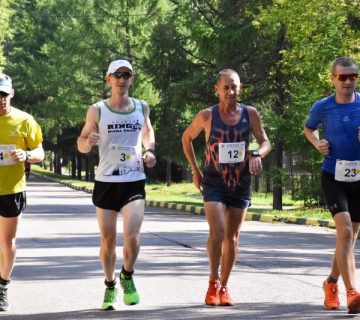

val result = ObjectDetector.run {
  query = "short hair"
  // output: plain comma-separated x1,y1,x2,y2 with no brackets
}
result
331,56,358,74
216,69,240,83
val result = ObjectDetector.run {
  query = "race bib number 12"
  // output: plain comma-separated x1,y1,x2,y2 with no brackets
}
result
219,142,245,164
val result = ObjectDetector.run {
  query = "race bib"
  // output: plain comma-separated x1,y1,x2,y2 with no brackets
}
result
108,144,139,167
335,160,360,182
0,144,16,166
218,142,245,164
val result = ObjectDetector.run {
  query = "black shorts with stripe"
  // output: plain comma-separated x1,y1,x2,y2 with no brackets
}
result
0,192,26,218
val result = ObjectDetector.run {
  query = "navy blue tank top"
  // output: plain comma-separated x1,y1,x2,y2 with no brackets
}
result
202,104,251,193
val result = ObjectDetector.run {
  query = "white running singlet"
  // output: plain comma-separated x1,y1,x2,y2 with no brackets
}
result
95,98,146,182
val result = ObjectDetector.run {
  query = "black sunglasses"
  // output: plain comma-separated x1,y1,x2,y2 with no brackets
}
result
333,73,358,82
111,71,132,80
0,91,10,97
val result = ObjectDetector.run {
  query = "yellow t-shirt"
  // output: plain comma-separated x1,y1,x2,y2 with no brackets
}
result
0,107,43,195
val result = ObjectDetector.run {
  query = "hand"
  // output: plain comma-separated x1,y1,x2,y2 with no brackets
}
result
10,149,26,163
88,124,100,147
192,170,203,192
143,151,156,168
317,139,329,156
249,156,263,175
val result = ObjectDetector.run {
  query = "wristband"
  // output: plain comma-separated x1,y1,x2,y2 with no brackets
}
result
146,149,155,156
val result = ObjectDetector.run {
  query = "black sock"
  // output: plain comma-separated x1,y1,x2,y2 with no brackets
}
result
121,266,134,278
327,276,338,284
104,279,117,288
0,276,10,286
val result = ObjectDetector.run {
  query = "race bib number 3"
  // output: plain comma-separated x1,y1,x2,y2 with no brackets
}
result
219,142,245,164
335,160,360,182
0,144,16,166
108,144,139,167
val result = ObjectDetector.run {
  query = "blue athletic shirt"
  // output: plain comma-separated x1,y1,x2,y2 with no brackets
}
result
305,91,360,174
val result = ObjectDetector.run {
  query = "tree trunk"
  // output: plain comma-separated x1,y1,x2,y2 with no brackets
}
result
272,23,286,210
71,153,76,178
85,156,89,181
49,152,54,172
166,158,172,186
273,134,283,210
76,153,82,180
54,152,62,175
254,175,260,192
89,153,95,182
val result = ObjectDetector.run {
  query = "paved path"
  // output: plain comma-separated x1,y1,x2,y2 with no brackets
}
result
1,175,358,319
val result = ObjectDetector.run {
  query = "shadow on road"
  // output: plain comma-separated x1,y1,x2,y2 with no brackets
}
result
2,303,356,320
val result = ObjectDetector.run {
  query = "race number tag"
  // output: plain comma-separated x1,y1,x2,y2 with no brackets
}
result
108,144,138,167
335,160,360,182
218,142,245,164
0,144,16,166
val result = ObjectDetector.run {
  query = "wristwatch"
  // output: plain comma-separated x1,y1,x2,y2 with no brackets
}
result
250,150,261,158
25,151,32,161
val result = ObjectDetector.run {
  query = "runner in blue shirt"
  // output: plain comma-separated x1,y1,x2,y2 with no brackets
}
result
304,56,360,314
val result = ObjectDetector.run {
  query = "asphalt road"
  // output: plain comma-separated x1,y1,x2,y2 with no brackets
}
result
1,175,359,320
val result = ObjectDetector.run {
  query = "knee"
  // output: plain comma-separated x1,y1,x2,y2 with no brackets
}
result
224,233,239,246
209,228,225,243
101,234,116,251
337,226,353,243
124,233,140,246
0,237,16,251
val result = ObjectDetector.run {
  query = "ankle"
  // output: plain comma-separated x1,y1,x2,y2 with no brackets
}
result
104,278,117,288
327,276,339,284
0,277,10,286
121,266,134,278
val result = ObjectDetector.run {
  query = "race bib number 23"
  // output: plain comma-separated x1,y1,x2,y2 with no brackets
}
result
335,160,360,182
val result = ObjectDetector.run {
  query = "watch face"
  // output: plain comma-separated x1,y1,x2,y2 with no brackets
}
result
251,150,260,157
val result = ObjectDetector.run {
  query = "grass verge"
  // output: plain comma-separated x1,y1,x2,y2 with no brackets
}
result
31,165,332,221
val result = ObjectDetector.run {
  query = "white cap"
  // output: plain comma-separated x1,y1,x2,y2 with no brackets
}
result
0,73,12,94
107,60,133,75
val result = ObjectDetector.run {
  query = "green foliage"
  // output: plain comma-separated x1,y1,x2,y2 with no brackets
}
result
0,0,14,68
2,0,360,205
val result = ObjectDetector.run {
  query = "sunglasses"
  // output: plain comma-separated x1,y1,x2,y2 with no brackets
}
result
111,71,132,80
333,73,358,82
0,91,10,97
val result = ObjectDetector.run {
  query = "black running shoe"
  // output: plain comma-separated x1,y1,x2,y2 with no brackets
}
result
0,284,9,311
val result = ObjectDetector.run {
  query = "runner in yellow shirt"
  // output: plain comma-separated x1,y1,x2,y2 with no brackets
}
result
0,73,44,311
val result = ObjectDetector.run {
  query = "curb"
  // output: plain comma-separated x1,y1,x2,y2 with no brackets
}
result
31,172,335,229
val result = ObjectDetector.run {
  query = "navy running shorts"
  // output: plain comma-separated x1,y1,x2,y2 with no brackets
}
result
202,184,251,209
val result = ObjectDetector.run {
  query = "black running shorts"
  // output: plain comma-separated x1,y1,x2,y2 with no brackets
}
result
0,192,26,218
92,180,146,212
321,170,360,222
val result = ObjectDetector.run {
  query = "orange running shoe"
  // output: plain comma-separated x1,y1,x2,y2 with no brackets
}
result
219,286,234,306
205,279,220,306
322,280,339,310
347,289,360,314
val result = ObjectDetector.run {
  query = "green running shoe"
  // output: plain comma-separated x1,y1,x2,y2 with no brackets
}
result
101,287,118,310
120,272,140,305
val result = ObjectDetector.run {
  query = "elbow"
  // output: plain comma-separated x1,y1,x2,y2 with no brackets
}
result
182,133,190,147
